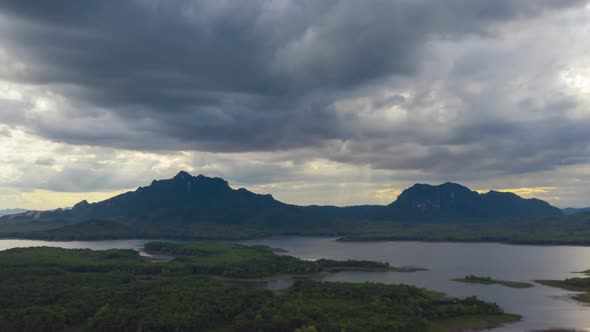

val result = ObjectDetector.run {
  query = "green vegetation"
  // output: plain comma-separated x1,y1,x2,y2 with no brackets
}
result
3,219,272,241
248,281,519,332
429,314,523,332
338,214,590,245
0,244,520,331
316,258,390,270
144,242,424,277
144,241,319,278
536,277,590,303
315,258,426,272
0,246,154,273
452,275,533,288
3,212,590,246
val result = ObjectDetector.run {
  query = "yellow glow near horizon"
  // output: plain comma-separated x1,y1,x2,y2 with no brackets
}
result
476,187,557,198
0,189,133,211
372,188,402,202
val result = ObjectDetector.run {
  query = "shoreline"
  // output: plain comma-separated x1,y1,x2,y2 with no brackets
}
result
535,280,590,304
5,235,590,248
451,277,534,288
210,266,429,284
337,236,590,247
141,247,429,279
431,313,522,332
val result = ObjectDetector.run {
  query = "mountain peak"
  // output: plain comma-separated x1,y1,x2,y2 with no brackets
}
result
390,182,561,219
398,182,474,198
72,200,90,209
21,171,284,222
174,170,193,181
0,174,562,225
439,182,471,190
171,171,229,188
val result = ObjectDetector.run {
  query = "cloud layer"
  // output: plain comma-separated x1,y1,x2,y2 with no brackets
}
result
0,1,589,208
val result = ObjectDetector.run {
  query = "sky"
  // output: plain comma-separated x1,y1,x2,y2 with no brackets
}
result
1,0,590,210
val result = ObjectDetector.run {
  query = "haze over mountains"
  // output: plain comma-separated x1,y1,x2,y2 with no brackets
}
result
2,171,562,225
0,209,27,217
562,207,590,215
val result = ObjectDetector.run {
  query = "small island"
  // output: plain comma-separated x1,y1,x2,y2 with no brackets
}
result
143,241,427,279
536,277,590,303
315,258,428,273
452,275,534,288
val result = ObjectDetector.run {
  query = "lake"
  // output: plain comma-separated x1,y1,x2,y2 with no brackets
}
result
2,237,590,331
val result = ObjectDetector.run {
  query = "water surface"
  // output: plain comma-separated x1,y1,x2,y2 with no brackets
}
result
241,237,590,332
3,237,590,331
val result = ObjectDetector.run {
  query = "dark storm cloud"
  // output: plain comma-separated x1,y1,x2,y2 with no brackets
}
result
0,0,588,175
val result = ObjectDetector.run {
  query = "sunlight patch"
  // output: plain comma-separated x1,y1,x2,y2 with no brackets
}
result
372,188,402,201
476,187,558,198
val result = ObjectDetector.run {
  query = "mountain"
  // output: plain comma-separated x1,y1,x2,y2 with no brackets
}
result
389,182,562,219
1,172,562,226
0,209,27,217
562,207,590,215
18,171,291,224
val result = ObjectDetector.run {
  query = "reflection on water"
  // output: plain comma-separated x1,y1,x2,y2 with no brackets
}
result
3,237,590,331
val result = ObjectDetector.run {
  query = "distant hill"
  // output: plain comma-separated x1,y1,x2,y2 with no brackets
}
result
1,172,562,227
389,183,562,219
562,207,590,215
0,209,27,217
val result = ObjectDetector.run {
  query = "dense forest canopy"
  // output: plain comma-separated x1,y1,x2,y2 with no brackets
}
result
0,243,519,331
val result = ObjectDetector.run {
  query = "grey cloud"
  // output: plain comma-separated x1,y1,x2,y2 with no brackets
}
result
0,128,11,137
34,157,56,166
10,162,165,193
326,116,590,177
0,0,588,181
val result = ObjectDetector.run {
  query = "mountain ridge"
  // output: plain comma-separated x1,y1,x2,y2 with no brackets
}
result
1,171,562,224
0,209,28,217
562,207,590,215
390,182,561,219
